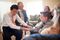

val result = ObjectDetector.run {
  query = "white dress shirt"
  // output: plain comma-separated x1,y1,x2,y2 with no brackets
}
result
3,12,27,30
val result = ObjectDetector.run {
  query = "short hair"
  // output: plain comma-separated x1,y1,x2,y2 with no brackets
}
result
17,2,23,5
44,6,50,11
10,4,18,10
40,12,52,19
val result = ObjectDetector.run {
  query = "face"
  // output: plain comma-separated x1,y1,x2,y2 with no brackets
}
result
18,3,24,10
40,15,48,22
11,9,18,16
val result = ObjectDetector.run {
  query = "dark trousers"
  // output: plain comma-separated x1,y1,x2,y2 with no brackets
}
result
3,27,23,40
3,20,23,40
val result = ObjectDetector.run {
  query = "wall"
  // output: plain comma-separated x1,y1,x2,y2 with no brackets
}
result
7,0,17,3
43,0,60,10
0,0,17,3
0,1,16,32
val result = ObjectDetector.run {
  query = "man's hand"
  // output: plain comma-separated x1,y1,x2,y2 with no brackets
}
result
32,27,39,31
22,27,30,31
23,24,32,28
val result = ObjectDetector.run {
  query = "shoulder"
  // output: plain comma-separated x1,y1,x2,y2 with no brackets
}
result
3,13,9,17
3,13,10,21
43,21,53,28
46,20,53,25
22,9,26,12
4,12,12,19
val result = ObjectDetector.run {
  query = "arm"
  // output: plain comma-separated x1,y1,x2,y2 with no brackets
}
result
16,14,30,28
32,22,43,31
4,15,21,30
23,10,28,23
4,14,30,31
34,22,43,29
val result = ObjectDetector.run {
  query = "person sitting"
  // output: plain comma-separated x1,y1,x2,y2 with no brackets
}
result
30,11,53,34
23,4,60,40
17,2,28,23
41,5,60,34
2,4,30,40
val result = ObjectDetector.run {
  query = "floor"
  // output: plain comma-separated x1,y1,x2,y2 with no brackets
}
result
0,32,21,40
0,32,3,40
0,31,30,40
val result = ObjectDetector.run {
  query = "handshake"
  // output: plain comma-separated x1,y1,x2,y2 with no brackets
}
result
21,24,32,31
21,24,39,31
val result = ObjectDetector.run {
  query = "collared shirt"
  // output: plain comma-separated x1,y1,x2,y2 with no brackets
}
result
3,12,27,30
32,19,53,32
18,9,28,23
18,10,24,21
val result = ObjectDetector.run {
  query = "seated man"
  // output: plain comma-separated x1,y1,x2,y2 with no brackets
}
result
23,4,60,40
30,11,53,34
2,4,30,40
40,4,60,34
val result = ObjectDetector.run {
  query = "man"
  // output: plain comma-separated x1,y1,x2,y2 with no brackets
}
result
41,3,60,34
23,4,60,40
17,2,28,23
44,6,53,20
30,11,53,34
2,4,30,40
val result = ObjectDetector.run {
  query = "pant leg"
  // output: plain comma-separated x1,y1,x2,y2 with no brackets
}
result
3,27,13,40
23,34,40,40
23,34,60,40
23,37,36,40
14,29,23,40
30,30,38,34
15,20,23,40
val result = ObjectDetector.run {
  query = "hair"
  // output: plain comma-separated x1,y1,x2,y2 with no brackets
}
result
17,2,23,5
40,12,52,19
10,4,18,10
44,6,50,12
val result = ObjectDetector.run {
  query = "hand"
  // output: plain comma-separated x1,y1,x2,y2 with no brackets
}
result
32,27,39,32
23,24,32,28
22,24,28,28
27,25,32,28
22,27,30,31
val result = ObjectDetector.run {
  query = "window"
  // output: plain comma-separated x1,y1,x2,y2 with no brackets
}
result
23,0,43,18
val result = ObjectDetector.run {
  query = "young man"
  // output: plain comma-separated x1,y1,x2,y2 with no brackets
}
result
2,4,30,40
17,2,28,23
30,11,53,34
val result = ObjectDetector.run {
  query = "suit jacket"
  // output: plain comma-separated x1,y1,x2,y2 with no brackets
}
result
22,10,28,23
